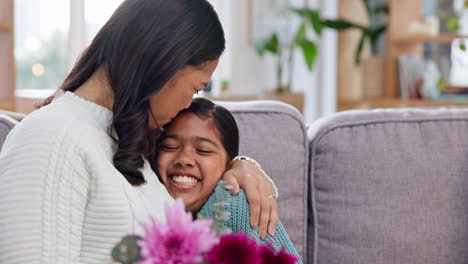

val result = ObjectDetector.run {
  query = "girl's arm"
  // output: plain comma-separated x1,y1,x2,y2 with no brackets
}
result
199,182,303,264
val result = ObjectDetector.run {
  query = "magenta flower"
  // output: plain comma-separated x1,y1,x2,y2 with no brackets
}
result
137,198,219,264
258,244,299,264
204,233,262,264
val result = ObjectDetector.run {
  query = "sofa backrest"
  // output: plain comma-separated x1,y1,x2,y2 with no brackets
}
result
308,107,468,264
0,112,20,151
219,100,309,260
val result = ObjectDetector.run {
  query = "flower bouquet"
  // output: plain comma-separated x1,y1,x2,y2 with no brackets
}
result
111,198,298,264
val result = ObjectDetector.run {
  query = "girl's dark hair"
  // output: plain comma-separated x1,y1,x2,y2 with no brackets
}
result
44,0,225,185
180,98,239,163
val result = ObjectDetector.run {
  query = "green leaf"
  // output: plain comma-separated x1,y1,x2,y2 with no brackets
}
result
111,235,142,264
460,43,466,51
355,31,367,64
254,41,265,56
307,9,323,35
437,77,446,90
291,8,323,35
294,23,306,45
299,39,318,70
461,39,467,52
254,33,280,56
322,19,365,31
265,34,279,54
447,16,460,33
465,0,468,8
369,24,387,48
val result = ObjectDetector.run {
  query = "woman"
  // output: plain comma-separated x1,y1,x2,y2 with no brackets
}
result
155,98,302,263
0,1,277,263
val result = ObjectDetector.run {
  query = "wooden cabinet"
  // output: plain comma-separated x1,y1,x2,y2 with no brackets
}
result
0,0,15,111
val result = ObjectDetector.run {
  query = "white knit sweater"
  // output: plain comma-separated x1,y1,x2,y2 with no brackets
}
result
0,92,173,264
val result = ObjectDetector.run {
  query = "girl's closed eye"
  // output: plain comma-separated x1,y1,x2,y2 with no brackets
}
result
197,149,213,155
160,143,179,151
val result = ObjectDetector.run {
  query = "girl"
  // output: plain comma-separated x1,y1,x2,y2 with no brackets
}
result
155,98,302,262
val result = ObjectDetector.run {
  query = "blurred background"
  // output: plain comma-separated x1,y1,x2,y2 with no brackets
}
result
1,0,468,123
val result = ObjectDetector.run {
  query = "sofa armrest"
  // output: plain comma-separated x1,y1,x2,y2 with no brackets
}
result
0,112,20,151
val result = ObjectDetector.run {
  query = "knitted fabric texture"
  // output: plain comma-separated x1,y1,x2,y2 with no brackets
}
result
200,181,303,264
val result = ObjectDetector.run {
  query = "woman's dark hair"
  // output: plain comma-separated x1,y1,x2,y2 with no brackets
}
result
44,0,225,185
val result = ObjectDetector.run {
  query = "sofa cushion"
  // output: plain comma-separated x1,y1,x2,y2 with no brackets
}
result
0,113,19,151
308,107,468,264
220,100,309,260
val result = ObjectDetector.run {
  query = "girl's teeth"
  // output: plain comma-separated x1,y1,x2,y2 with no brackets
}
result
172,175,198,185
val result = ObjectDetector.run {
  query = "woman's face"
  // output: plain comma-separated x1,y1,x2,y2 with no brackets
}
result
149,59,219,128
156,112,228,212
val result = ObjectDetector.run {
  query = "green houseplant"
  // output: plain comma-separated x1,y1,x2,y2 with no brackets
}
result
321,0,388,64
254,1,387,94
254,9,322,93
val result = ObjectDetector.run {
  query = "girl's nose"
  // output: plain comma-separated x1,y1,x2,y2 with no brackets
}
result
174,150,194,167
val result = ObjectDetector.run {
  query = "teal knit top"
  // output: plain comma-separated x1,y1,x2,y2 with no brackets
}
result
199,182,303,264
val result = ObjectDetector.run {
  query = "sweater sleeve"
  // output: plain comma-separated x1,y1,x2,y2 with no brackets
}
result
0,120,91,264
200,181,303,264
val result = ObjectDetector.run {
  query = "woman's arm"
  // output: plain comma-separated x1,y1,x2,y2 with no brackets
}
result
0,122,90,264
222,158,278,238
199,182,302,264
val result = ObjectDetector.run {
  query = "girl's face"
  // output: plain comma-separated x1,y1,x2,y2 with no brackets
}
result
156,112,228,212
149,59,219,129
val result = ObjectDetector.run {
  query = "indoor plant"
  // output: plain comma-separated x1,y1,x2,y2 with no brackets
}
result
321,0,388,64
254,8,322,94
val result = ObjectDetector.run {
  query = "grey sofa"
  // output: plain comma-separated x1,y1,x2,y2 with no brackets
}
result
2,102,468,264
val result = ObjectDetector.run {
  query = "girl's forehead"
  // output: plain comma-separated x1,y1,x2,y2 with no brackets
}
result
162,112,222,141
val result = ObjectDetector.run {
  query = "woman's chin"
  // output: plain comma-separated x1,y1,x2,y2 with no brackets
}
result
160,117,175,127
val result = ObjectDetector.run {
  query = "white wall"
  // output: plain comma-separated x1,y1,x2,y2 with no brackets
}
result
312,0,338,121
229,0,278,96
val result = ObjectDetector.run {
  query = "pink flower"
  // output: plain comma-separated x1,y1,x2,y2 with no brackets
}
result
258,244,299,264
204,233,262,264
137,198,219,264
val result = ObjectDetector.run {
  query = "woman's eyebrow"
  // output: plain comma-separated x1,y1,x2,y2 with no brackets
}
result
195,136,218,148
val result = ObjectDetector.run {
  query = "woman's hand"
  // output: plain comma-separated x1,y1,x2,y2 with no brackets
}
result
222,159,278,239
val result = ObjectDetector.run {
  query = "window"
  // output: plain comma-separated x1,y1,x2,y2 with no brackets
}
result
84,0,124,43
14,0,69,93
14,0,123,95
14,0,230,97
